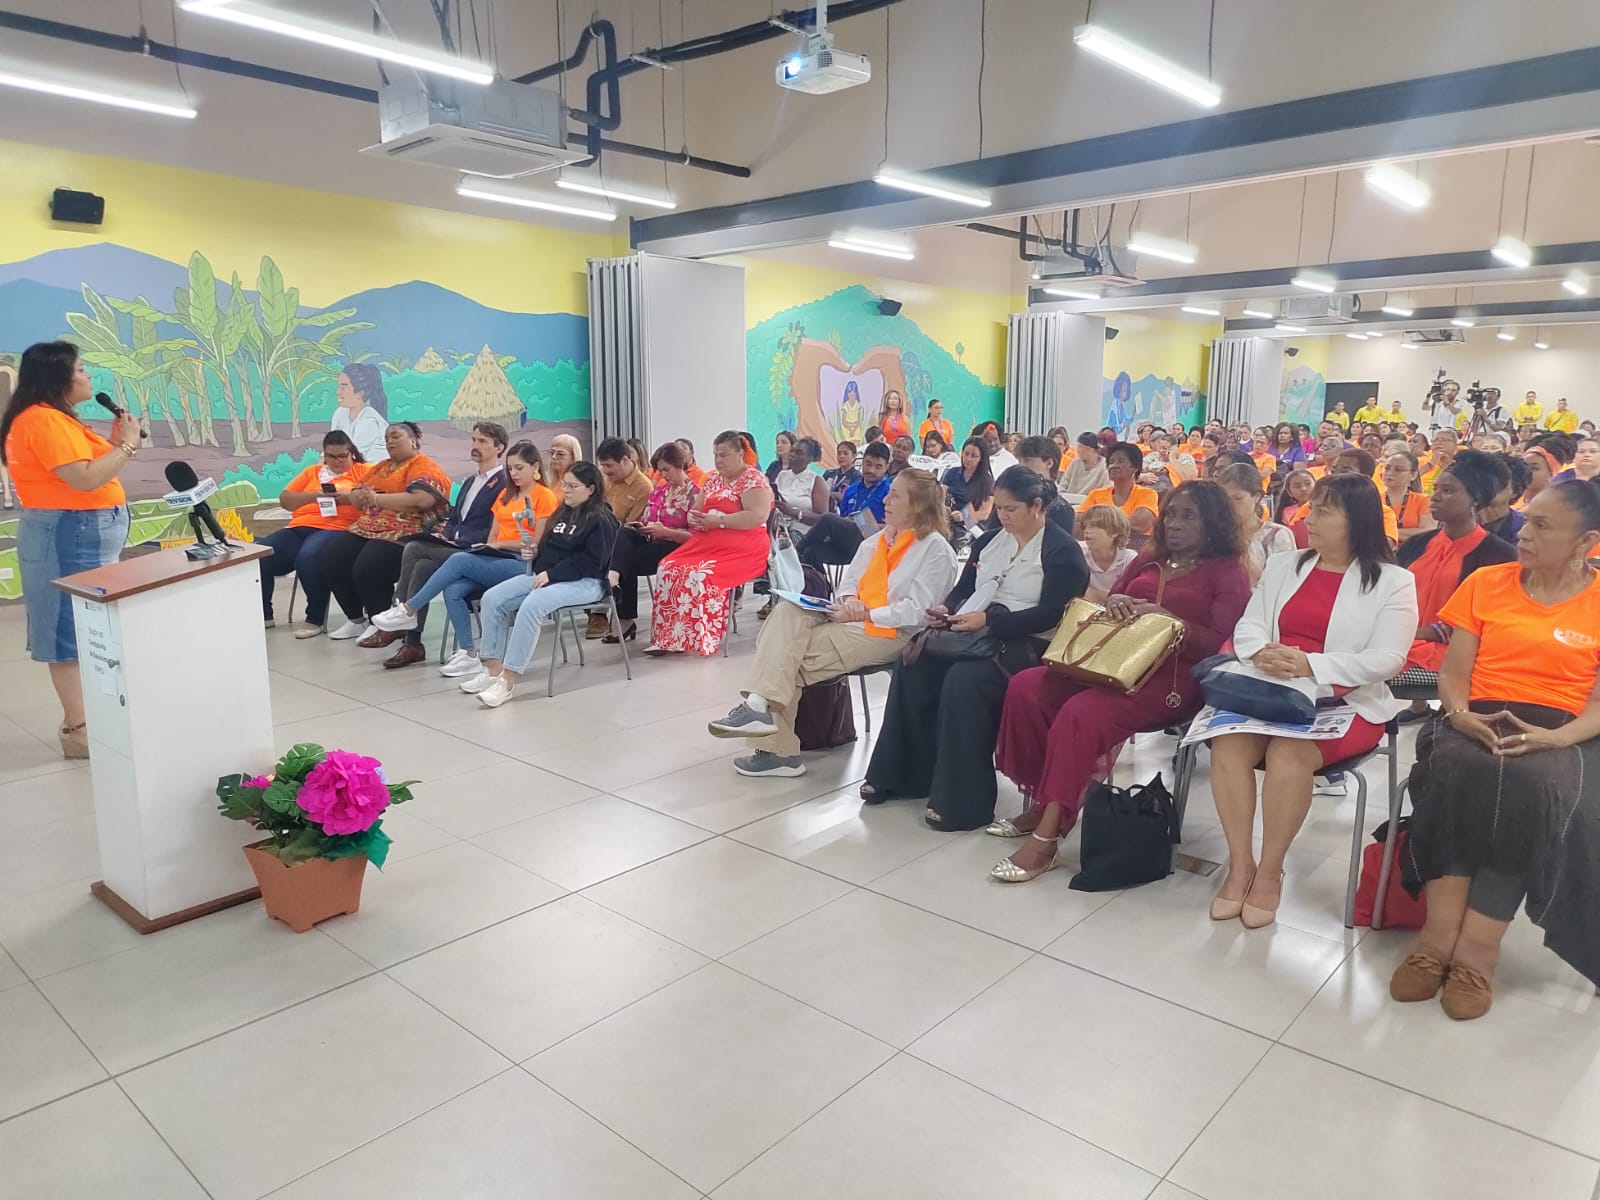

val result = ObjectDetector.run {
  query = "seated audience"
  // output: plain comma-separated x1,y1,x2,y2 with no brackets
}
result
676,437,709,487
1330,449,1400,545
1207,474,1418,925
1381,450,1433,543
1079,503,1137,602
771,435,828,536
918,399,954,447
1420,429,1458,493
318,422,451,641
977,422,1018,474
765,430,795,485
861,467,1087,830
823,441,861,504
1396,479,1600,1018
942,437,995,532
1519,440,1566,510
800,442,891,567
457,462,616,707
1076,441,1159,543
1276,467,1315,537
1215,461,1296,583
258,431,368,637
992,481,1250,881
1553,435,1600,484
646,431,773,656
626,438,651,481
1015,435,1077,530
707,469,959,777
606,441,699,643
371,441,560,675
888,434,916,477
589,437,657,638
1059,431,1109,498
547,433,581,486
1049,426,1074,470
1479,453,1530,544
1269,421,1308,471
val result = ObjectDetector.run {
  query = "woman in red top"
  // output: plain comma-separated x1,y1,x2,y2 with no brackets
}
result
990,481,1252,882
646,431,773,657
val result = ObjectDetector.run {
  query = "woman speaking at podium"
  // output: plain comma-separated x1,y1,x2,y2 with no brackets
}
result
0,341,137,759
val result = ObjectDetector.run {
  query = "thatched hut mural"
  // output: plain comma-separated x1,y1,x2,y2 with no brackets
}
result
448,344,524,431
414,346,447,372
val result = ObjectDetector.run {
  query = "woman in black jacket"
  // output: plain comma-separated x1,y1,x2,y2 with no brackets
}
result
458,461,616,708
861,467,1090,830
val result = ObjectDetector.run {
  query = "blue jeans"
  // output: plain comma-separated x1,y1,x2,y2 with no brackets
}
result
18,505,129,663
258,526,336,623
407,552,526,651
478,576,604,675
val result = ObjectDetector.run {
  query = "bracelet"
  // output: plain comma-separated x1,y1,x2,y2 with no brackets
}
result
117,442,138,457
1444,708,1470,719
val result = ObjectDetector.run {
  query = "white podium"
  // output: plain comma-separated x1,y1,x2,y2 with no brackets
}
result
56,545,276,932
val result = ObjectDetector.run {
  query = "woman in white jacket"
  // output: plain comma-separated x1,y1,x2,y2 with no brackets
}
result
708,469,959,778
1208,474,1419,927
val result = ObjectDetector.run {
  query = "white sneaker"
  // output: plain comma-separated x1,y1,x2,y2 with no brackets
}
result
439,649,481,677
293,624,325,640
1312,771,1347,797
328,620,368,641
477,676,513,708
459,669,499,695
371,603,418,632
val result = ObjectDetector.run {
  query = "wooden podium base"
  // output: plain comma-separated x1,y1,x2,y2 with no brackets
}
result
91,880,262,935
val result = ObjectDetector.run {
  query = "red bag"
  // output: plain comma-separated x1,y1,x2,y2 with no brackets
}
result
1352,818,1428,929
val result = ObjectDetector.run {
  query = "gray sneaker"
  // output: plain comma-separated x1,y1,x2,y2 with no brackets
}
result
708,702,777,738
734,751,806,778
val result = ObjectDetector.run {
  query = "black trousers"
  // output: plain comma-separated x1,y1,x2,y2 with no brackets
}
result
798,513,863,568
864,650,1018,831
611,527,676,621
318,532,406,624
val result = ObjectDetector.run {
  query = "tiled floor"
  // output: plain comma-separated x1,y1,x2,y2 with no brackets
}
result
2,590,1599,1199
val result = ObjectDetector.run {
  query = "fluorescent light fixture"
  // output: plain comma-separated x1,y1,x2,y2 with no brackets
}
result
1241,306,1275,320
554,177,676,210
1380,303,1414,317
1563,269,1590,296
1497,329,1516,341
1180,305,1220,316
827,236,916,261
1291,270,1338,293
1072,24,1221,108
873,168,990,208
1042,286,1102,301
0,68,197,118
1401,342,1419,351
1366,330,1384,337
1490,235,1533,268
1344,332,1367,340
1126,233,1197,265
1535,340,1550,350
456,181,616,221
1274,323,1306,334
1450,318,1476,328
181,0,494,84
1364,162,1431,210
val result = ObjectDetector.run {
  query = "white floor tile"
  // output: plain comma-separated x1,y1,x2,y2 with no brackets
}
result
522,722,731,792
272,706,517,788
472,794,710,890
911,956,1269,1174
264,671,363,724
0,715,78,787
370,805,459,862
271,1069,699,1199
585,838,852,958
0,948,22,991
0,814,101,899
0,1083,208,1200
1170,1046,1600,1200
318,841,564,968
388,894,706,1061
0,878,146,980
381,685,629,754
725,890,1031,1047
0,765,94,832
401,758,597,838
727,787,950,884
0,984,107,1121
713,1054,1157,1200
37,905,371,1074
1147,1185,1206,1200
121,975,507,1200
528,963,894,1193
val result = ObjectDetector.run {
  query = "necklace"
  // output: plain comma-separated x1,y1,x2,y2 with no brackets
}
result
1164,557,1197,572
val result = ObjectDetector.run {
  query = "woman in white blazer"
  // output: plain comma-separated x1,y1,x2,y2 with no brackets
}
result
1208,473,1419,928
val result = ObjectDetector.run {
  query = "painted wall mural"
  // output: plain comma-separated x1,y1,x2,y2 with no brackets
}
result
0,241,589,600
1099,371,1203,439
746,284,1002,467
1281,363,1329,426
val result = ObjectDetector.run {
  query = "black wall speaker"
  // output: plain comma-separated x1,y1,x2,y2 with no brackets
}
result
51,188,105,225
877,297,902,316
1285,346,1300,358
1104,327,1120,341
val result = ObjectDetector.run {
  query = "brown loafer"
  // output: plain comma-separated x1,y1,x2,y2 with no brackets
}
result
383,643,427,669
1440,963,1494,1020
585,612,609,639
1389,951,1449,1002
358,628,402,649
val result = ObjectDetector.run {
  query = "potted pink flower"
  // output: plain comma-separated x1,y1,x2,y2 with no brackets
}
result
217,744,417,932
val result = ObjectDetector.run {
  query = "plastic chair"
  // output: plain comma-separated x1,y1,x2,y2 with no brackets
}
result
545,594,632,697
845,660,897,734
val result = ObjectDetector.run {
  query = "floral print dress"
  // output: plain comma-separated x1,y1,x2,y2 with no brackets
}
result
650,466,771,655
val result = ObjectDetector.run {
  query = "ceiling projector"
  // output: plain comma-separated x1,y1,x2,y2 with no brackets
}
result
777,33,871,94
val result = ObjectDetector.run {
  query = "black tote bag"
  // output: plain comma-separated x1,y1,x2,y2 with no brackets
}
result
1069,774,1179,892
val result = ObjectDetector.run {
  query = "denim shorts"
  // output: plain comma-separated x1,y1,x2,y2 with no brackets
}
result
18,506,130,663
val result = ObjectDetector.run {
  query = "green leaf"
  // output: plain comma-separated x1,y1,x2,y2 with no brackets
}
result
107,296,169,324
257,256,294,338
275,743,326,781
276,827,325,865
186,253,219,338
261,781,300,814
294,305,359,329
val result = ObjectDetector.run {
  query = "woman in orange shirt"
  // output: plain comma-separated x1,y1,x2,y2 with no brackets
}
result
1396,479,1600,1018
0,341,139,757
258,431,369,637
1075,442,1160,545
1380,450,1434,543
878,390,913,443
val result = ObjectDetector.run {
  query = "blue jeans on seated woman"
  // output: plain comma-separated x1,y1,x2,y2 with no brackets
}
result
477,575,605,675
404,551,526,652
258,526,336,624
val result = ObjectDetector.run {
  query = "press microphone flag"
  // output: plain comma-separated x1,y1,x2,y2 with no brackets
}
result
163,460,231,552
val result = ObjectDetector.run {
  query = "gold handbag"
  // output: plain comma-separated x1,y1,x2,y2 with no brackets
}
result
1043,568,1187,706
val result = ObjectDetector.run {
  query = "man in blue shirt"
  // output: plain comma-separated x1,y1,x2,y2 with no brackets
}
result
798,441,890,568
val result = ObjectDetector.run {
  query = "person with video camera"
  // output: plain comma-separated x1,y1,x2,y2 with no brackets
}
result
1425,374,1461,433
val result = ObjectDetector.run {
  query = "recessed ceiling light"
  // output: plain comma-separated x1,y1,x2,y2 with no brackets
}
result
1535,340,1550,350
555,178,677,209
1071,24,1221,109
1241,306,1275,320
1497,329,1516,341
1126,234,1197,265
1563,269,1590,296
1365,329,1384,337
873,168,991,208
1490,235,1533,268
1291,271,1337,293
1180,305,1220,316
1042,286,1102,300
1344,332,1367,340
0,68,197,118
826,235,916,261
1450,318,1476,328
1380,304,1414,317
456,181,616,221
1364,162,1431,210
1401,342,1419,351
1274,323,1306,334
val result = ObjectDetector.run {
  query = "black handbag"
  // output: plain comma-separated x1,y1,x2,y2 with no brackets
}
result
1069,773,1178,892
902,625,1003,665
1192,653,1317,725
795,677,857,751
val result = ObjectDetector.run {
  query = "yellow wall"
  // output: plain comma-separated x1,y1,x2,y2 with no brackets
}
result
1103,313,1216,398
0,138,618,313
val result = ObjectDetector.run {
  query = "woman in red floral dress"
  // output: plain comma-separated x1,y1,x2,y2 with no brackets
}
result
646,431,773,657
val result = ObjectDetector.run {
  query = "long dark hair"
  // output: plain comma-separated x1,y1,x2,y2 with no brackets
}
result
993,463,1054,512
0,341,80,465
957,436,994,507
503,440,545,504
340,362,388,417
1152,479,1243,561
1299,473,1394,590
322,429,365,464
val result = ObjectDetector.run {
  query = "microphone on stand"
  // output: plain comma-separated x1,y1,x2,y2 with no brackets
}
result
163,460,231,550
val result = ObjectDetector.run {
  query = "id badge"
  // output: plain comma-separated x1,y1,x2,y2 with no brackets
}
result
317,496,339,518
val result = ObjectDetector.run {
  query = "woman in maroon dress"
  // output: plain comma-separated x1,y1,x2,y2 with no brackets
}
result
991,481,1251,882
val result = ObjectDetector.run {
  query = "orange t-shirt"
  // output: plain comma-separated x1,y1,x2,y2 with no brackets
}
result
347,452,453,540
1387,490,1429,531
1078,483,1160,520
491,483,559,542
1439,563,1600,715
3,406,126,509
284,463,370,531
686,463,709,487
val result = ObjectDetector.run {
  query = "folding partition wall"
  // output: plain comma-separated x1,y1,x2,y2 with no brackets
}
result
1207,337,1285,429
1006,310,1106,436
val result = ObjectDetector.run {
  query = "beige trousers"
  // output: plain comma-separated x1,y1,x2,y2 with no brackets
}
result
742,601,906,756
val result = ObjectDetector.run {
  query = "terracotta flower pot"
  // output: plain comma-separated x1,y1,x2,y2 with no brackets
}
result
242,840,368,933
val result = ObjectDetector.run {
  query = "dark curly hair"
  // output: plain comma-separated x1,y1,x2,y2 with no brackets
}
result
1151,479,1242,562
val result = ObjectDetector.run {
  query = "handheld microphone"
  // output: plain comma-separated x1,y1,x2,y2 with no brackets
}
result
95,391,150,441
164,460,231,548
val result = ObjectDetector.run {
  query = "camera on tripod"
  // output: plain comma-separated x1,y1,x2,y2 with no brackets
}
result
1464,381,1495,409
1426,368,1451,406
